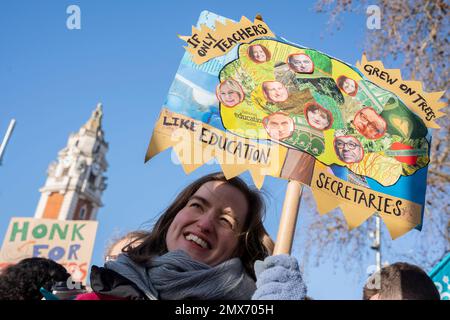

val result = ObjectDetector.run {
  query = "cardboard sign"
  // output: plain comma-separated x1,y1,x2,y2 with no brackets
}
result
145,11,445,239
356,55,446,128
180,14,274,64
0,218,98,283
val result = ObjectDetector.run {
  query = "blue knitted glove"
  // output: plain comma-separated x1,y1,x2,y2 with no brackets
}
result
252,254,307,300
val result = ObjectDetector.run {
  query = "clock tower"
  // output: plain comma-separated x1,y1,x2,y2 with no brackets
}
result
34,103,108,221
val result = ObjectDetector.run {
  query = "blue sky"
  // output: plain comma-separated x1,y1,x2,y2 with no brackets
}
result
0,0,415,299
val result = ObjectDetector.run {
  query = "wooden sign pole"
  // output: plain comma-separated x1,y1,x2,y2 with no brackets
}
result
273,180,303,255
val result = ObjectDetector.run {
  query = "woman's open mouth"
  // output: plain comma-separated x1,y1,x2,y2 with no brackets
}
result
184,232,211,249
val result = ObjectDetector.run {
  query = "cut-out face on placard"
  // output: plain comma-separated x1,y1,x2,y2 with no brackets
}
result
288,53,314,74
262,112,294,141
333,136,364,164
262,81,289,103
247,44,271,63
216,79,244,107
353,107,387,139
337,76,358,96
305,103,333,130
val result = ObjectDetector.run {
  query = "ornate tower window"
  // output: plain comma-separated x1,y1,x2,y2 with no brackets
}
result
79,205,87,220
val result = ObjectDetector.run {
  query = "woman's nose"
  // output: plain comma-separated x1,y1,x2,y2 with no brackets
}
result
196,211,214,233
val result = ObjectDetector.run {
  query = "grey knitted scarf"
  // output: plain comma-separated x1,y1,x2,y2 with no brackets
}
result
105,250,256,300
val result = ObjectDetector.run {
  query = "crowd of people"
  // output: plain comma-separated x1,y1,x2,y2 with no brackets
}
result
0,172,441,301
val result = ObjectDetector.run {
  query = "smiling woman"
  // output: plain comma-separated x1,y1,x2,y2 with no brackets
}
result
76,172,274,300
217,79,244,107
165,181,250,267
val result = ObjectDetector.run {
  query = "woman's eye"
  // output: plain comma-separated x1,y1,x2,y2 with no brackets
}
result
220,217,234,229
190,202,202,209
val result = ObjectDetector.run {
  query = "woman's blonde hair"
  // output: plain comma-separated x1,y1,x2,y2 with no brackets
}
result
104,230,150,261
218,79,244,101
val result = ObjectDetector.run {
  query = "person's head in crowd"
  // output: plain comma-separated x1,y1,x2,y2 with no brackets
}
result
248,44,271,63
288,53,314,74
304,103,333,130
334,136,364,163
0,257,70,300
262,81,289,103
363,262,440,300
337,76,358,96
262,112,294,141
104,230,150,262
217,79,244,107
125,172,274,279
353,107,387,139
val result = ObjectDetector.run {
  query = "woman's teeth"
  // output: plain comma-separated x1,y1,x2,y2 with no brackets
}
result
185,233,209,249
